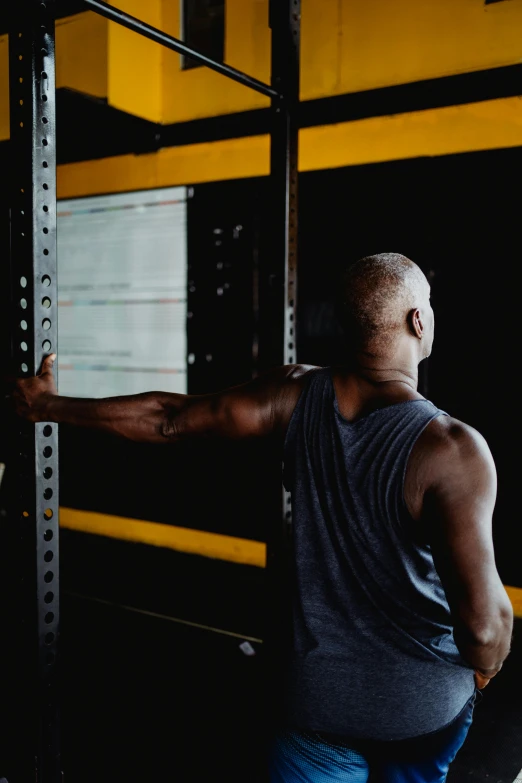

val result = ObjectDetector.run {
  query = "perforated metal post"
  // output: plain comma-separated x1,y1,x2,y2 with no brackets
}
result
265,0,301,730
8,1,61,780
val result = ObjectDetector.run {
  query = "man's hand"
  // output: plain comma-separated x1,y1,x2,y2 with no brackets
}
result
13,354,57,422
474,670,491,690
474,661,503,690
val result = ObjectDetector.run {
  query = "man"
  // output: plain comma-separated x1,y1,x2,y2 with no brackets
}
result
14,253,513,782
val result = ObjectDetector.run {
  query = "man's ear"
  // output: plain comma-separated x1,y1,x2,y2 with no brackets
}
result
408,308,424,340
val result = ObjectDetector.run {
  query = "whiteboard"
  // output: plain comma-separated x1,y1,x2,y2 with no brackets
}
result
57,187,187,398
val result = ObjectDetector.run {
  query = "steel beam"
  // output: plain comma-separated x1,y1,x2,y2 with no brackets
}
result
265,0,301,730
82,0,279,100
7,1,61,780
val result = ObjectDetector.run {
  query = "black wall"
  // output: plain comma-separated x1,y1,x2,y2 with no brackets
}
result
297,149,521,586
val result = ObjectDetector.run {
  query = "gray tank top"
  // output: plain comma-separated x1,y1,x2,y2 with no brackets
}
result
283,367,475,741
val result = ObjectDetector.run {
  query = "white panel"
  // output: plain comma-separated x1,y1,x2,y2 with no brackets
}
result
57,187,187,397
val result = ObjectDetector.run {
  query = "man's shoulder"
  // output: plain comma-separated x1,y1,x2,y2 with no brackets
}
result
415,413,495,485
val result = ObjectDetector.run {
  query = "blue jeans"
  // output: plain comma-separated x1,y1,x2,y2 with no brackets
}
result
269,692,477,783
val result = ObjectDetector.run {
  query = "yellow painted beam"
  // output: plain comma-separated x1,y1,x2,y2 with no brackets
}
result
299,96,522,172
59,507,267,568
57,133,270,198
60,507,522,617
57,96,522,199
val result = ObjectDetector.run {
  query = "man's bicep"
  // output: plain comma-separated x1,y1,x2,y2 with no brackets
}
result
166,364,314,441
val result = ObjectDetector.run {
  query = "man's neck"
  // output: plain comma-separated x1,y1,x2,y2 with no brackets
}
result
344,349,420,392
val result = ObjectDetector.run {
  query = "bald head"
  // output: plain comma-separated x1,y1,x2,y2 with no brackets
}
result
340,253,432,356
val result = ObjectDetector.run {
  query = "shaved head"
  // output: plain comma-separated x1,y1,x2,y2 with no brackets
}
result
340,253,432,354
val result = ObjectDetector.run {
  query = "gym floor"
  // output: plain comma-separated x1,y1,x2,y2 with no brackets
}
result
60,532,522,783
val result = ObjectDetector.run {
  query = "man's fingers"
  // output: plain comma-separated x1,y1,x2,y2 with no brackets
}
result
39,353,57,375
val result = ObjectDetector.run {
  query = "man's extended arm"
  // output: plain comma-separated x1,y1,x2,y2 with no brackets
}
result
417,418,513,687
13,354,315,443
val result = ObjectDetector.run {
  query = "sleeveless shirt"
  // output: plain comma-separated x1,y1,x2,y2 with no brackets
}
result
283,367,475,741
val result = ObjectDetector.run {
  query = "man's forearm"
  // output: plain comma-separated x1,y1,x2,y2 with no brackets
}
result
40,391,184,443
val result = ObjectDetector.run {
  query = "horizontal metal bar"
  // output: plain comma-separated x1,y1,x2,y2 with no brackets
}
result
66,591,264,643
81,0,279,100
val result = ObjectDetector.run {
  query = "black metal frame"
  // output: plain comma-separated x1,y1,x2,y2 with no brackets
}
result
6,0,300,778
7,1,60,781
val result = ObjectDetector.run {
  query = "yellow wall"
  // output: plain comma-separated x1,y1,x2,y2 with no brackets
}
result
161,0,271,123
334,0,522,99
108,0,162,122
3,0,522,136
56,13,108,98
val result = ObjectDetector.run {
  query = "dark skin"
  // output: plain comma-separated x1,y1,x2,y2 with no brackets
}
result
13,295,513,690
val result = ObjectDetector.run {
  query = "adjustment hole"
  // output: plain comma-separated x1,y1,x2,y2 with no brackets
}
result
43,206,49,212
20,276,27,288
18,55,23,61
44,591,54,604
45,632,55,645
43,446,52,458
19,99,23,105
42,340,52,351
43,248,49,255
42,139,48,146
42,71,47,79
22,511,30,518
43,527,53,540
42,117,48,124
44,570,53,583
20,320,28,330
43,424,52,437
42,161,48,168
42,95,48,102
42,297,51,308
43,227,49,234
20,299,27,311
19,77,23,84
44,612,54,624
21,363,28,373
44,487,53,500
42,319,51,330
42,274,51,286
19,122,24,128
20,341,28,352
44,508,53,520
44,550,53,563
43,183,49,190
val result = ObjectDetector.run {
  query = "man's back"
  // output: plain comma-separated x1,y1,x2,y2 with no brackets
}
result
283,367,475,741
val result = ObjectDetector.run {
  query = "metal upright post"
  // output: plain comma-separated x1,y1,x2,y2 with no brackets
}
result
265,0,301,729
7,1,61,780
